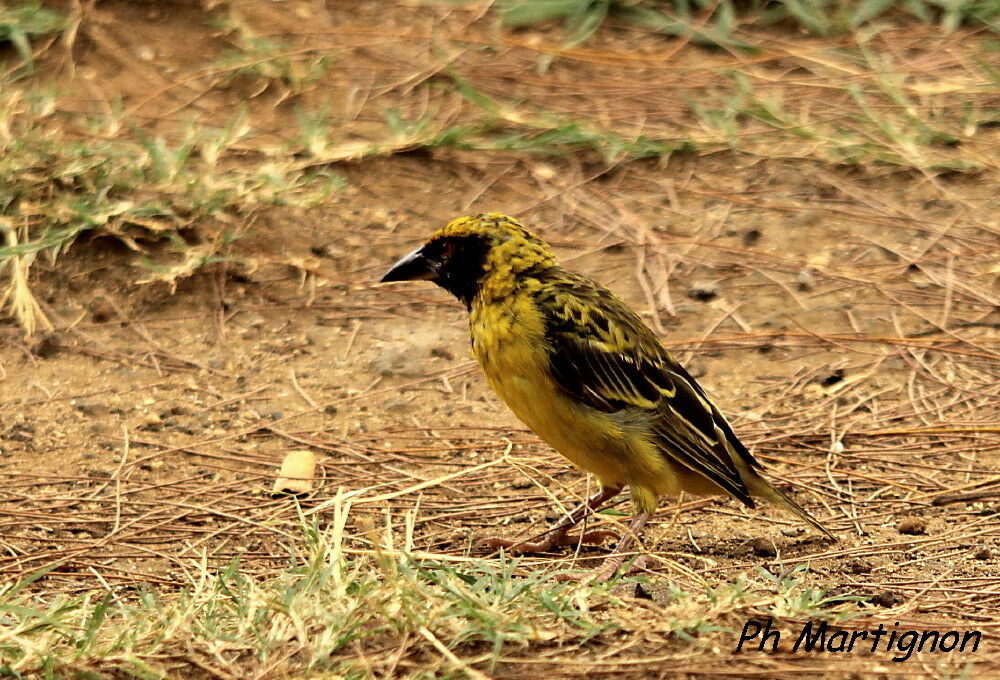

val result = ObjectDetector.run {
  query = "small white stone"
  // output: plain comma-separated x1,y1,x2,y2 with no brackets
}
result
272,450,316,495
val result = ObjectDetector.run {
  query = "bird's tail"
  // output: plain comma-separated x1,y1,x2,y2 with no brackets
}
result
748,475,836,541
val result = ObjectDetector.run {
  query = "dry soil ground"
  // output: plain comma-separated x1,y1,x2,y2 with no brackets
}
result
2,1,1000,678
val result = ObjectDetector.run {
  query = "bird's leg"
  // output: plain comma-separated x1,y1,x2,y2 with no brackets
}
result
482,486,621,554
590,510,651,583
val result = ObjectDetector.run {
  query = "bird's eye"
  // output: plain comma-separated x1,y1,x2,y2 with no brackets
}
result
437,240,456,259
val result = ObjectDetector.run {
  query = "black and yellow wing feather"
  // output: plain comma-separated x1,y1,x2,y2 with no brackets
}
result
534,275,761,508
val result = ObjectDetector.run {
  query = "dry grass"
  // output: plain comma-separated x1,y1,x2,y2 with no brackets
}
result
0,491,860,678
0,3,343,332
3,1,998,332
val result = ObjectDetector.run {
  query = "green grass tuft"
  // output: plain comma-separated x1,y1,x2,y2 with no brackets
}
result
208,6,331,100
0,89,342,332
0,2,65,76
497,0,999,49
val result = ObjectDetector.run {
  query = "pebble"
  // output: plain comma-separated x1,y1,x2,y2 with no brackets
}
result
817,369,844,387
687,282,719,302
896,517,927,535
633,582,654,600
88,422,115,437
429,346,454,360
847,559,873,574
90,299,117,323
870,591,903,608
271,450,316,496
168,403,195,416
749,537,778,557
310,244,344,258
32,335,60,358
74,401,110,418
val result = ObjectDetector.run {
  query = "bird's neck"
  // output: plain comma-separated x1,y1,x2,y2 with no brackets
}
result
473,261,558,309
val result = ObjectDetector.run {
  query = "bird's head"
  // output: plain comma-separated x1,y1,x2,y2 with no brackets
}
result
380,213,556,307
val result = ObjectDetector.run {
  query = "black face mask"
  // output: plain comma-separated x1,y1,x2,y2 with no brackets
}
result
381,234,491,308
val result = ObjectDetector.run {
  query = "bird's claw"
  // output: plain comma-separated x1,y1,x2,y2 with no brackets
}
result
555,554,649,584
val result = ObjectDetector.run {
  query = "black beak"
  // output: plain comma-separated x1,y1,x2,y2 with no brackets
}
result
380,245,436,283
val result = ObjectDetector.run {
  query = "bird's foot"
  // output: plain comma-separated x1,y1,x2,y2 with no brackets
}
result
481,529,618,555
554,554,649,584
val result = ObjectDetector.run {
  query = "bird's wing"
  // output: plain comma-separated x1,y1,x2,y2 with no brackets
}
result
537,278,759,506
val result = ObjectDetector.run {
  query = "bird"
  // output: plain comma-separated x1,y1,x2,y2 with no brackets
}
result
380,212,833,580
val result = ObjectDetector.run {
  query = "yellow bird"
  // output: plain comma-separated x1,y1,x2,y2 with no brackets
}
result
381,213,833,580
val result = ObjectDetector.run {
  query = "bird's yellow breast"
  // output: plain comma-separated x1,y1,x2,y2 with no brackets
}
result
470,293,642,492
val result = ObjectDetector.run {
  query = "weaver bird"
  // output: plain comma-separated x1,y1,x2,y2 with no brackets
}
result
381,213,833,580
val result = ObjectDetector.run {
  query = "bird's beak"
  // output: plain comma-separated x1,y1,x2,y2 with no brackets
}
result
380,245,436,283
